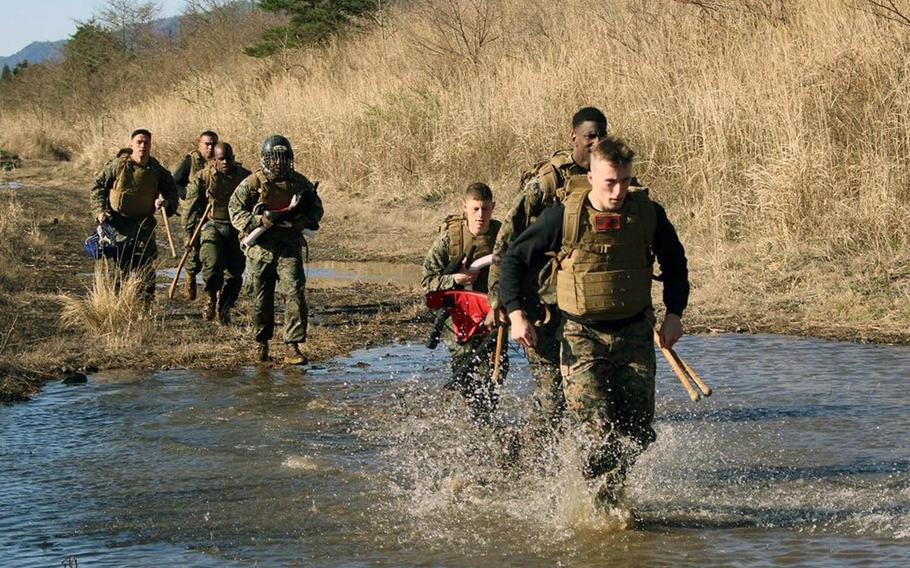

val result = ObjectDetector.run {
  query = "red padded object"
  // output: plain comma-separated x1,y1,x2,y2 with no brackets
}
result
425,290,491,344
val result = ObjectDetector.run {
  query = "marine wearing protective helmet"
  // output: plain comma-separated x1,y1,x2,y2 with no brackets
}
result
260,134,294,182
228,134,324,364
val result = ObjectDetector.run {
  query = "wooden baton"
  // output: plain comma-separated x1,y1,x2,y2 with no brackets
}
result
160,207,177,258
654,329,700,401
167,202,212,300
491,325,506,384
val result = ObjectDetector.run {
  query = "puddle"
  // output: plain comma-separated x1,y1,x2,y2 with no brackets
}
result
79,261,422,289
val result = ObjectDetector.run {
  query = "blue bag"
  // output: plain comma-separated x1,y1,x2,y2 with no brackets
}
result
84,222,120,260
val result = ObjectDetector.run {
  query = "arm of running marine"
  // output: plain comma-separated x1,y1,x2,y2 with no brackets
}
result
500,204,564,315
228,179,259,234
156,164,179,216
487,177,547,309
173,155,191,189
421,231,457,293
89,160,118,217
183,171,207,233
652,202,690,317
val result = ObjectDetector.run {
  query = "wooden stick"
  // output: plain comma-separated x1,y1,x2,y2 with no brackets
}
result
491,325,506,384
160,207,177,258
167,202,212,300
675,351,712,397
654,329,700,401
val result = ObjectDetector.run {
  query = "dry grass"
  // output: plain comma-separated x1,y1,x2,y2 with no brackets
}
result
0,192,44,290
58,262,157,353
2,0,910,335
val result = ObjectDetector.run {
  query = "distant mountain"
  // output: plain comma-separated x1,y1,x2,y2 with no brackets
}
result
0,40,66,69
0,15,181,69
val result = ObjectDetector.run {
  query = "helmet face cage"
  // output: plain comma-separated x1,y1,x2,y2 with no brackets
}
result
260,135,294,181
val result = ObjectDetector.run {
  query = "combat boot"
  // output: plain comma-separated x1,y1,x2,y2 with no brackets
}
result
203,291,217,321
184,273,197,300
257,341,270,362
285,343,308,365
217,303,231,326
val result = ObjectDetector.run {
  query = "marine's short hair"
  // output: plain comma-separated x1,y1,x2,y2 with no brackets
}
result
200,130,218,140
214,141,233,159
590,136,635,166
571,107,607,129
130,128,152,139
463,182,494,202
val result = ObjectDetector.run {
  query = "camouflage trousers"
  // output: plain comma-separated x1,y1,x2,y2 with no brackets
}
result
110,213,158,299
447,329,509,424
525,309,566,437
199,221,245,310
182,201,202,277
184,236,203,277
245,244,308,344
560,312,657,503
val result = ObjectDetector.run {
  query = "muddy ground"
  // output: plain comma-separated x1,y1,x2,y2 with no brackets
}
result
0,161,430,401
1,160,907,403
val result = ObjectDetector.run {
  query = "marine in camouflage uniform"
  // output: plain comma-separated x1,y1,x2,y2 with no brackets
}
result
184,142,250,324
487,107,607,444
228,135,323,364
173,131,218,300
500,136,689,515
422,182,506,423
90,129,178,299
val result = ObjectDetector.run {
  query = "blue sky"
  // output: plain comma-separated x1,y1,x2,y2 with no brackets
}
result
0,0,188,56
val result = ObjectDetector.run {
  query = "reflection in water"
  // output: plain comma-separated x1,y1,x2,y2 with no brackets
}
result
79,261,423,290
1,334,909,566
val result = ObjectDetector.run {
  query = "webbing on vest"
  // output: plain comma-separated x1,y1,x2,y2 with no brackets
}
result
555,184,657,320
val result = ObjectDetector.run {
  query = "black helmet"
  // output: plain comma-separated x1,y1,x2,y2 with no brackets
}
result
260,134,294,181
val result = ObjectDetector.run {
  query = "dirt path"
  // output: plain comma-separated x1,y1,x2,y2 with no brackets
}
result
0,162,428,401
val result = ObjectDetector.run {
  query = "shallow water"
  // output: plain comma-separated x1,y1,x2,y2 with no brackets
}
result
1,334,909,566
80,261,421,289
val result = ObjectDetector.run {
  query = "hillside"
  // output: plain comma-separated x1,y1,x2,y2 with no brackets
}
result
1,0,910,341
0,15,181,68
0,40,66,68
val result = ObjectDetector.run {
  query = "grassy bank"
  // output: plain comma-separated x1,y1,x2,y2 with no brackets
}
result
2,1,910,399
0,162,429,401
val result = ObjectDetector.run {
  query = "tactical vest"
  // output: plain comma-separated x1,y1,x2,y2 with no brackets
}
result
555,181,657,321
521,150,582,224
441,214,501,293
202,163,249,221
248,170,298,210
110,156,161,219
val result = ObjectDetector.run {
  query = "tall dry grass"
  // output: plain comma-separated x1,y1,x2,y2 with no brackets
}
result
58,262,157,353
3,0,910,330
0,192,43,290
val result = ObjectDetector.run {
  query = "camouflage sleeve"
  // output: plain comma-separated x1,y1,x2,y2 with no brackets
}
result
228,179,258,234
156,164,178,216
421,231,457,292
183,172,207,234
173,155,191,189
89,160,118,216
291,184,324,232
487,177,545,308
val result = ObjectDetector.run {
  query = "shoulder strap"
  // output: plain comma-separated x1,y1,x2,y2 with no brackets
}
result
439,214,466,258
560,189,589,248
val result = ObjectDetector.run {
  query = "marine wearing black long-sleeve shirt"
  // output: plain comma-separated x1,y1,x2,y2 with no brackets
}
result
500,198,689,327
503,136,690,521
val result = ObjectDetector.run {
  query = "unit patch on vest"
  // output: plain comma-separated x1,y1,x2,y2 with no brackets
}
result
594,213,622,231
